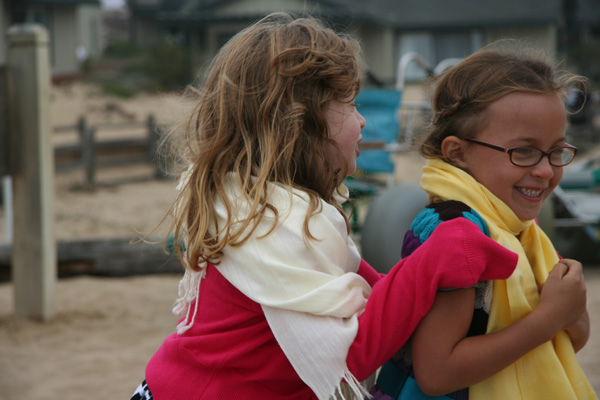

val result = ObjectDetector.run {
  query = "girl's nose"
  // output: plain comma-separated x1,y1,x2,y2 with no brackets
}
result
531,155,555,179
357,110,366,129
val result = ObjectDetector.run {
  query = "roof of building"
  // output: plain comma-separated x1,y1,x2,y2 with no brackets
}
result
577,0,600,25
23,0,101,5
363,0,562,28
154,0,564,29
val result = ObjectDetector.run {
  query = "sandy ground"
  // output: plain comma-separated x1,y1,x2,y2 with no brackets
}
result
0,83,599,399
0,269,597,400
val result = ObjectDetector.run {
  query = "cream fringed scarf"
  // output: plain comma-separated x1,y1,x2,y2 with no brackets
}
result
173,173,372,400
421,159,597,400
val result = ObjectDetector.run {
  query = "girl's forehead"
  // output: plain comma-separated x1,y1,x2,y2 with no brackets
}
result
477,91,566,143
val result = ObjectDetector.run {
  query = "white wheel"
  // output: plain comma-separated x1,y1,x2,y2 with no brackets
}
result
360,183,428,273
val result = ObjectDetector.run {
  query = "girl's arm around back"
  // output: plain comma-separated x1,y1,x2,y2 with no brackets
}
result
346,218,518,381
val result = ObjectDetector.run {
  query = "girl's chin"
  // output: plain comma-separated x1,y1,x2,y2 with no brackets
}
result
514,206,543,221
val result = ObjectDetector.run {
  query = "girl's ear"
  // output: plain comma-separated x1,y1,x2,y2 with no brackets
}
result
441,136,469,168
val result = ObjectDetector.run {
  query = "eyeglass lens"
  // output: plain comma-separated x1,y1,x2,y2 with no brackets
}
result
510,147,575,166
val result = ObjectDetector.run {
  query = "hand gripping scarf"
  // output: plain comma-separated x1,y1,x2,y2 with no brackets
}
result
174,173,372,400
420,159,597,400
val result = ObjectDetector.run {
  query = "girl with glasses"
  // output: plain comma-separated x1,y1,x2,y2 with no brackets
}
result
371,47,597,399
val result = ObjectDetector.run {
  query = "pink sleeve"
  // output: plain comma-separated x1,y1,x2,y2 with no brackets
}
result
347,218,518,381
357,259,384,287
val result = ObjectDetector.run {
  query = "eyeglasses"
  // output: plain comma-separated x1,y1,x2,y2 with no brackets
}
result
463,138,578,167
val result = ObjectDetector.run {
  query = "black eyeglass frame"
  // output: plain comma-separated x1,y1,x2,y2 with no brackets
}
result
463,138,578,167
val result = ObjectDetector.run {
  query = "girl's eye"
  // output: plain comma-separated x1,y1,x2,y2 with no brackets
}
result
513,147,535,155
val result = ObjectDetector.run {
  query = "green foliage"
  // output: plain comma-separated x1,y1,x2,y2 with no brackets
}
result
103,41,141,58
101,81,135,98
145,41,191,91
89,40,193,96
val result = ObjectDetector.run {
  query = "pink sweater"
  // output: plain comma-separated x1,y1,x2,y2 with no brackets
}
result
145,219,517,399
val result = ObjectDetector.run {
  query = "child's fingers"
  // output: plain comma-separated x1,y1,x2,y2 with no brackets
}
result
541,259,587,329
560,259,582,276
550,259,582,279
548,261,570,279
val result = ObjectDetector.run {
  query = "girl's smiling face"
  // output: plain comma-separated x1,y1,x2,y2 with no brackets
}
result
325,98,366,176
459,91,567,221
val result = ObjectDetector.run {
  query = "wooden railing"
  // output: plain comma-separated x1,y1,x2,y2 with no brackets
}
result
53,114,167,188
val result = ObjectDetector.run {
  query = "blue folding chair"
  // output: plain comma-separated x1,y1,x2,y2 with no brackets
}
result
355,88,403,176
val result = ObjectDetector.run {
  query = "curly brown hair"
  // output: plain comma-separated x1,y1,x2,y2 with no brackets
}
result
164,12,362,270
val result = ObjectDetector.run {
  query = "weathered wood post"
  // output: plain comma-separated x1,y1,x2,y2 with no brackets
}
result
6,24,56,320
81,125,96,189
77,116,96,187
0,67,13,243
147,114,167,179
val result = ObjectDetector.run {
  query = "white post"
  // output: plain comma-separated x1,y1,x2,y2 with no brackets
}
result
7,24,56,321
2,176,12,243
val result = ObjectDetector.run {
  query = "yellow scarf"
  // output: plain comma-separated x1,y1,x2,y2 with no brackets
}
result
421,159,597,400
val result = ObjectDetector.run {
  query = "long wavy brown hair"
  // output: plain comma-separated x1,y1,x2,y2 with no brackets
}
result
163,13,362,271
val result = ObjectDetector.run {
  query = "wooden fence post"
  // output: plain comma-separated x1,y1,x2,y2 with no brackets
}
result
0,67,13,244
147,114,167,179
0,66,9,178
81,125,96,189
76,115,86,142
7,24,56,320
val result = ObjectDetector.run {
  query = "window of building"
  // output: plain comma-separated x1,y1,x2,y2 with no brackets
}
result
399,30,482,81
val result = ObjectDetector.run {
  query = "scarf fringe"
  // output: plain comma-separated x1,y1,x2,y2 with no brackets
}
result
173,263,206,334
331,370,372,400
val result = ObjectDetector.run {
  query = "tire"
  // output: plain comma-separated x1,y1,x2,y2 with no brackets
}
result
553,227,600,263
537,197,555,242
360,183,428,273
